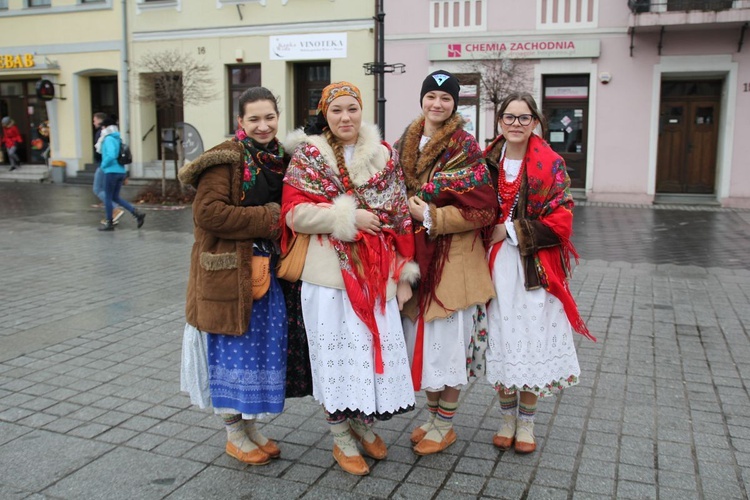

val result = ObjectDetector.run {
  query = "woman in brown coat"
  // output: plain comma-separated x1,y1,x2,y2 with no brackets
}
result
178,87,288,466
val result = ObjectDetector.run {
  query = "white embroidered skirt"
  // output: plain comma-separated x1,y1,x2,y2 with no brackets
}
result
301,282,415,416
403,307,476,392
485,243,580,397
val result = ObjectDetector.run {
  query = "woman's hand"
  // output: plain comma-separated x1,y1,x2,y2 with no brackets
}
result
396,281,413,311
408,196,427,222
355,209,381,235
489,224,507,246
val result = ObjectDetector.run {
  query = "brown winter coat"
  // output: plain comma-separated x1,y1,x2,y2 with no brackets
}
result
178,140,281,335
396,115,496,323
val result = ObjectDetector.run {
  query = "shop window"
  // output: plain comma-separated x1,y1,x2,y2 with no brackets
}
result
27,0,51,6
0,0,8,10
227,64,261,134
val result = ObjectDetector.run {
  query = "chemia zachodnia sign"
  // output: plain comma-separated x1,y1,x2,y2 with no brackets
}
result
429,39,600,60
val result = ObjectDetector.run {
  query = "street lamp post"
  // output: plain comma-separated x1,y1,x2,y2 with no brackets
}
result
363,0,404,139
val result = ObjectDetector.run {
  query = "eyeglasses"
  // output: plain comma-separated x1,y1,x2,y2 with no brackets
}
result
501,113,534,126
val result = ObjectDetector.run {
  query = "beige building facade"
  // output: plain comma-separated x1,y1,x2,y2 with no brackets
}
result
0,0,376,179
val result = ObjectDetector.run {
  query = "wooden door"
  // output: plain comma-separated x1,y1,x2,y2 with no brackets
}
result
656,99,719,193
544,103,588,189
294,62,330,130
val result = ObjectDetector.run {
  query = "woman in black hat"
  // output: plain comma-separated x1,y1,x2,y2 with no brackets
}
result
394,70,497,455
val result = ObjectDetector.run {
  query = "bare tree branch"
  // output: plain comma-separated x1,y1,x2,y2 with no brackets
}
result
133,49,217,108
462,55,533,137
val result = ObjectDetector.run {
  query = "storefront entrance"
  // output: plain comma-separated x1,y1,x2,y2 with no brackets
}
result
293,62,330,130
542,75,589,189
0,79,49,165
656,80,721,194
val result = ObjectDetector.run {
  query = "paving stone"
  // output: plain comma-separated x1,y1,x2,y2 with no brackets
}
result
391,482,439,499
0,430,113,491
443,471,485,495
44,446,203,499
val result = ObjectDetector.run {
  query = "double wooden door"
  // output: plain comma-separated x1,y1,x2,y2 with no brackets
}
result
656,98,720,194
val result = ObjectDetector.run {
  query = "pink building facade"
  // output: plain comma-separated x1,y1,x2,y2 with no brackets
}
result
383,0,750,207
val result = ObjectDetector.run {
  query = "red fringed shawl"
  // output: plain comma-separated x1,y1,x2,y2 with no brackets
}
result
486,134,595,342
282,140,415,374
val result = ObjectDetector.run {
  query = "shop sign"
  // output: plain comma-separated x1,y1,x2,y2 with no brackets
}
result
429,39,600,60
545,86,589,99
0,54,35,69
36,80,55,101
269,33,347,61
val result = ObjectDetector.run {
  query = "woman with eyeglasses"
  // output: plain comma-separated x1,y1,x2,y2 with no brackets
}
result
483,92,595,454
395,70,497,456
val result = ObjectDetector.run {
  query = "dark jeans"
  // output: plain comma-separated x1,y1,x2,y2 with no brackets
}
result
103,172,136,221
7,144,20,167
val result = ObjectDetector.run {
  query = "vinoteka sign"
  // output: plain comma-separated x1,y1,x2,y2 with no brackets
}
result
429,39,600,60
270,33,347,61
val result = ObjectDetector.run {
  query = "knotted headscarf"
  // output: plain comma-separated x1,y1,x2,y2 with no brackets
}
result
317,81,362,116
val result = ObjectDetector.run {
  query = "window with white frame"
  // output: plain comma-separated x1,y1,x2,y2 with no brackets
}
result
430,0,486,32
537,0,598,29
27,0,51,6
0,0,8,9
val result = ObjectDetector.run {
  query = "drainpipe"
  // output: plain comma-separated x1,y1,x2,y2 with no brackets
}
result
120,0,130,144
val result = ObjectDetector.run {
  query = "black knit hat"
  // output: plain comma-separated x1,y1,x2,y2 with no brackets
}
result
420,70,460,113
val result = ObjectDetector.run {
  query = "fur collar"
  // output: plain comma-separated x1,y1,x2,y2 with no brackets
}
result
285,122,386,186
396,114,463,192
178,140,243,187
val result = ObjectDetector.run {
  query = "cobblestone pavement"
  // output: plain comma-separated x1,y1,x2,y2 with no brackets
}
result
1,183,750,499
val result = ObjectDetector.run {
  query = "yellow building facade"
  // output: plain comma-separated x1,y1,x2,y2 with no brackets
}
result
0,0,376,179
0,0,123,175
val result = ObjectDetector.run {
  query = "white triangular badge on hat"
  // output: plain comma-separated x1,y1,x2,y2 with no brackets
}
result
432,74,450,86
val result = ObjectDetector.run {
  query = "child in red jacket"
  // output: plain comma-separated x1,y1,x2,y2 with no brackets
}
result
1,116,22,171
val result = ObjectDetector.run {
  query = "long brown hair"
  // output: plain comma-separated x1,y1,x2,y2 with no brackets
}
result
499,92,548,138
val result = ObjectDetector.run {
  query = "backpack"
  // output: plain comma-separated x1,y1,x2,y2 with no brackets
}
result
117,141,132,165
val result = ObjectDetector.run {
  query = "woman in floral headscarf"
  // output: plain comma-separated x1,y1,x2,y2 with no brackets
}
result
178,87,290,467
282,82,418,476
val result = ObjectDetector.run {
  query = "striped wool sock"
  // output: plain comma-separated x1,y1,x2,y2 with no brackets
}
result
221,413,259,452
436,399,458,426
518,400,537,423
497,391,518,417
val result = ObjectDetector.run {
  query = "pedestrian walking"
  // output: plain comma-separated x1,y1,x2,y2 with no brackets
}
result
95,116,145,231
2,116,23,171
483,92,596,454
395,70,497,456
92,112,124,225
282,81,418,476
178,87,290,466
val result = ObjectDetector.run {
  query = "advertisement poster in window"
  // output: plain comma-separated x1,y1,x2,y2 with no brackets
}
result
457,104,477,139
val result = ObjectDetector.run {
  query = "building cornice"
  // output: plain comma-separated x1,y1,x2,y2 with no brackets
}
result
132,18,373,42
385,27,630,42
